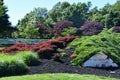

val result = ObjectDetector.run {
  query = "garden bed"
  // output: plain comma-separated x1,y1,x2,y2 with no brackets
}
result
0,36,120,79
27,48,120,79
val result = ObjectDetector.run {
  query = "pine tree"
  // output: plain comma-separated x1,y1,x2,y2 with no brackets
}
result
0,0,11,38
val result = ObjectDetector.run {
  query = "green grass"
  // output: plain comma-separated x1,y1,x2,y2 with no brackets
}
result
0,74,118,80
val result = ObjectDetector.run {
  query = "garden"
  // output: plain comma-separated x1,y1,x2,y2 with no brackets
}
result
0,0,120,80
0,35,119,80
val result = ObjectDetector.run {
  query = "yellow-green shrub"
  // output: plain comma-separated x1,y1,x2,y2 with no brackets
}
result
16,51,40,66
0,54,28,76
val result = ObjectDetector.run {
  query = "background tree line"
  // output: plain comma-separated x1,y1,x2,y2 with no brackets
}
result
1,0,120,38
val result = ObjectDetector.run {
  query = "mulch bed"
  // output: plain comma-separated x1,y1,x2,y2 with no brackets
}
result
28,59,120,79
27,49,120,79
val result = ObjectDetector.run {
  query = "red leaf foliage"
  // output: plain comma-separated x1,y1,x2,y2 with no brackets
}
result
1,36,79,58
112,26,120,33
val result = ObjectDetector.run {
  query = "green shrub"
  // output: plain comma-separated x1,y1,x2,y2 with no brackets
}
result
0,54,28,76
67,29,120,66
57,48,67,57
61,27,77,36
0,51,40,76
16,51,40,66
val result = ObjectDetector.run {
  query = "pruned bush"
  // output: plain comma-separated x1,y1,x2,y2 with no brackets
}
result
53,20,73,37
112,26,120,33
0,54,28,76
16,51,40,66
80,21,104,36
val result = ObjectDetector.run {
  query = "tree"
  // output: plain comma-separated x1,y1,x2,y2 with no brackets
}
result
105,1,120,28
46,1,91,28
61,27,77,36
80,21,104,36
17,7,48,32
90,1,120,29
61,1,70,9
0,0,11,38
45,2,63,27
34,23,53,39
67,2,91,27
19,23,40,39
90,4,110,28
53,20,73,37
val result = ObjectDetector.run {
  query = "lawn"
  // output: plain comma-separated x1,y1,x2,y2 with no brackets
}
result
0,74,118,80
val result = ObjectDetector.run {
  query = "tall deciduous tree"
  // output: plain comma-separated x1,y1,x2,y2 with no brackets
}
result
90,1,120,29
17,7,48,32
106,1,120,28
19,23,40,39
46,1,91,28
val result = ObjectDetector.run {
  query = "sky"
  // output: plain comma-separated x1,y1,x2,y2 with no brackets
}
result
4,0,116,26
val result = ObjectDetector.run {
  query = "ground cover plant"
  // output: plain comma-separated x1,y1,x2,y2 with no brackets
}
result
0,73,117,80
67,29,120,66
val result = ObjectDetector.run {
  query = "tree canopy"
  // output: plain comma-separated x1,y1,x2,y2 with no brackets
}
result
3,0,120,38
0,0,11,38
